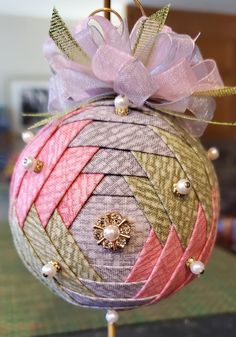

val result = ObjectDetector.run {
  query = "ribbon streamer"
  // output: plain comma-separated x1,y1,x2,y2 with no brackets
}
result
132,5,170,63
193,86,236,97
49,7,90,65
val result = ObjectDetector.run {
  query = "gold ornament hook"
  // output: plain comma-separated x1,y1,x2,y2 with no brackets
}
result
133,0,146,16
89,8,124,34
90,7,123,25
104,0,111,19
103,0,146,21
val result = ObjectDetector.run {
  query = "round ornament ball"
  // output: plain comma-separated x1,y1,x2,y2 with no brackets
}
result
9,102,219,310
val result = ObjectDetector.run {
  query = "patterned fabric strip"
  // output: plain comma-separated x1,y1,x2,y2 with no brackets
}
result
10,208,79,305
168,189,218,297
70,121,174,156
125,176,171,245
153,204,207,302
125,229,163,282
133,152,198,247
199,189,218,264
93,175,133,196
157,112,218,190
16,120,92,227
35,146,99,227
91,265,133,282
11,121,59,201
69,195,151,271
23,205,94,296
185,134,216,187
46,210,102,281
58,173,104,228
135,226,184,298
62,287,156,309
169,124,218,189
62,105,178,135
83,149,147,176
80,279,145,298
152,127,213,232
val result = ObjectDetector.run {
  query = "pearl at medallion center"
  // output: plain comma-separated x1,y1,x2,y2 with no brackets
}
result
103,225,120,242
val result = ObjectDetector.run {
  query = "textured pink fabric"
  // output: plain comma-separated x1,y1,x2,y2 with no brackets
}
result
199,190,218,264
135,227,184,298
11,122,59,202
35,147,99,227
58,173,104,228
125,229,162,283
169,190,218,296
152,204,207,302
16,120,92,227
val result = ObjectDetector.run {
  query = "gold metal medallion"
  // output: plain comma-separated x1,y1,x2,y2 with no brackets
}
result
93,212,131,251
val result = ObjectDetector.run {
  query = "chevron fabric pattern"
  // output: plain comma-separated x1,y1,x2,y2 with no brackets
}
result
9,103,219,310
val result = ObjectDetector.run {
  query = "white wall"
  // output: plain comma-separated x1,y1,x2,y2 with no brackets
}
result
0,1,125,107
0,0,126,19
0,15,51,106
0,0,235,19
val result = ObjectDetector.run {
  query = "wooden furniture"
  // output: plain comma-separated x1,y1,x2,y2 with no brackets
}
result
127,5,236,140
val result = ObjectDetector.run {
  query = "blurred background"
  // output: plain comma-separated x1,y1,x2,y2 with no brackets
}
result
0,1,236,337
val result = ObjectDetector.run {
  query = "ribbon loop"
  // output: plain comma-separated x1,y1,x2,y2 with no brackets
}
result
44,6,236,136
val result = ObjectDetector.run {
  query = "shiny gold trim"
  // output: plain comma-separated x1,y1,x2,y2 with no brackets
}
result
157,107,236,127
193,86,236,97
115,107,129,116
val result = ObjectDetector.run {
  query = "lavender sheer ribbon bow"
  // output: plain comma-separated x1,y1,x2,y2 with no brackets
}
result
44,15,223,136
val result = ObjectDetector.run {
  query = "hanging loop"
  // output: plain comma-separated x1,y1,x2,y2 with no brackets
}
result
102,1,146,19
89,8,124,33
133,0,146,16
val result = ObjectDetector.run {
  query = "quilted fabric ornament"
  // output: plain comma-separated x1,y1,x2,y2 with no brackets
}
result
10,99,220,309
8,1,236,335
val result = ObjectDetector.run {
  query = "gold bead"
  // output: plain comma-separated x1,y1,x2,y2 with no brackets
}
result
186,257,195,268
34,160,44,173
115,107,129,116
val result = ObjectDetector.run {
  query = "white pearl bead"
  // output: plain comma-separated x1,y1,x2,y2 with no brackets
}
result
207,147,220,161
114,95,129,109
176,179,191,195
22,156,36,171
22,131,34,144
42,263,58,278
190,261,205,275
106,310,119,324
114,95,129,115
103,225,120,242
